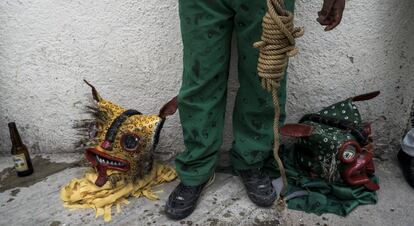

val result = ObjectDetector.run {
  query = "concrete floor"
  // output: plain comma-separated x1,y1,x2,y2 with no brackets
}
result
0,153,413,226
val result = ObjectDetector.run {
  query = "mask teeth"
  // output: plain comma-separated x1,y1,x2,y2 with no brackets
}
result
95,155,125,167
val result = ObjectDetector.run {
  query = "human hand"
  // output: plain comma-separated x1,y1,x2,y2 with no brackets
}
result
317,0,346,31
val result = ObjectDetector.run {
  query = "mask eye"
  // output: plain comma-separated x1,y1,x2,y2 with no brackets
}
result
120,133,140,152
342,146,356,161
339,140,361,163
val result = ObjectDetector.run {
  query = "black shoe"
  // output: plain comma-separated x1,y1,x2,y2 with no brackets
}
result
397,149,414,188
237,168,277,207
165,175,214,220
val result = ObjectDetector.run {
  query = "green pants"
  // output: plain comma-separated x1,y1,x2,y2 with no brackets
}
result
176,0,294,186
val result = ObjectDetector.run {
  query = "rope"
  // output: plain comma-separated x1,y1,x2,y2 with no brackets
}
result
253,0,304,208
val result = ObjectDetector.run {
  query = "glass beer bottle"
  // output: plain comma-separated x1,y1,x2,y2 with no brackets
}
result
8,122,34,176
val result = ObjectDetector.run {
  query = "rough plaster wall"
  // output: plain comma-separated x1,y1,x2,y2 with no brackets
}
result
1,0,413,158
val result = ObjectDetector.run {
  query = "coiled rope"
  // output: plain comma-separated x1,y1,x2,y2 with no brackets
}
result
253,0,304,207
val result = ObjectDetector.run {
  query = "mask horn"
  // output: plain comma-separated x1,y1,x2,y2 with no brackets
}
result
281,124,313,138
351,91,380,102
159,96,178,118
84,79,102,102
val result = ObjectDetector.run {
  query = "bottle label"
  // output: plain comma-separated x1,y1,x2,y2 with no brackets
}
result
12,153,29,172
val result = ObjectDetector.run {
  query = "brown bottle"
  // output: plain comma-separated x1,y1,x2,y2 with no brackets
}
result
8,122,33,176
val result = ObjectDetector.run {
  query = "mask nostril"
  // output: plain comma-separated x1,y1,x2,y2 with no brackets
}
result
101,141,111,149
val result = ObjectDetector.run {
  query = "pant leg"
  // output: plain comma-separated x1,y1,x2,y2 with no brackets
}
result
230,0,295,172
175,0,234,186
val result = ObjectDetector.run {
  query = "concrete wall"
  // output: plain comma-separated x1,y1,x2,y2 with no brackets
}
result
1,0,413,158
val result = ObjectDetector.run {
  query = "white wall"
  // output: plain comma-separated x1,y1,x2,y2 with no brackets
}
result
1,0,413,158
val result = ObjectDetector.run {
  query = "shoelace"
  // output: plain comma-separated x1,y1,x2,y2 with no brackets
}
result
176,183,201,196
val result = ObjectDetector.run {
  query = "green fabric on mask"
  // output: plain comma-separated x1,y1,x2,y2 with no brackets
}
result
282,140,379,216
296,99,364,182
280,98,379,216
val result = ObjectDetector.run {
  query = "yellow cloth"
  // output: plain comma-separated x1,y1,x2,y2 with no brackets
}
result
60,163,177,222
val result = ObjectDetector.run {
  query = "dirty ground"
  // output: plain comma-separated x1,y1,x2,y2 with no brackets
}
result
0,153,413,226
